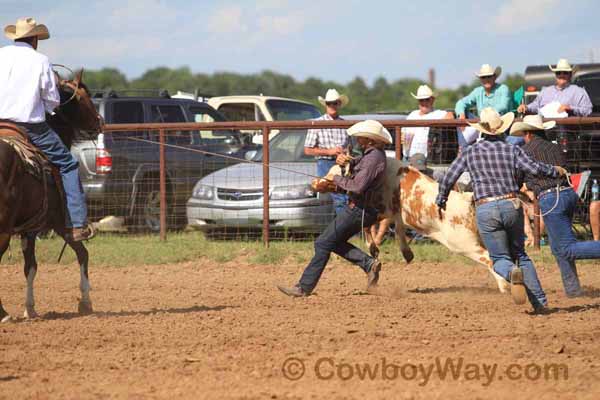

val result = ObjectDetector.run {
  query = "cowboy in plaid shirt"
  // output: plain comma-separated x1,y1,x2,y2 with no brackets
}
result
304,89,350,215
435,108,566,313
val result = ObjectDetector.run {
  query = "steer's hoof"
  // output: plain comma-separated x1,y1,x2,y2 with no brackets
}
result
369,242,380,258
0,309,11,323
78,300,94,315
24,307,39,319
402,248,414,264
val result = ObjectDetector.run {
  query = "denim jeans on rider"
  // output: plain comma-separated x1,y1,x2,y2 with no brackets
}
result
299,205,378,293
317,158,347,215
476,199,547,308
540,188,600,296
21,122,88,228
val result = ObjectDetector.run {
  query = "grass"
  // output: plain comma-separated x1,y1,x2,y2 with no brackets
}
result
0,231,590,268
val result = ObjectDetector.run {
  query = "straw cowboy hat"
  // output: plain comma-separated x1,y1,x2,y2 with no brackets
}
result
549,58,577,73
4,17,49,40
347,119,392,144
318,89,349,108
468,107,514,136
411,85,436,100
509,115,557,136
476,64,502,78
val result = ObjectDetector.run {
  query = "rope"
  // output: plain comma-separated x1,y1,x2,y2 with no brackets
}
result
124,136,324,180
521,173,574,218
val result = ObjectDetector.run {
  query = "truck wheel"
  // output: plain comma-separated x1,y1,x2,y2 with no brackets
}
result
129,178,185,233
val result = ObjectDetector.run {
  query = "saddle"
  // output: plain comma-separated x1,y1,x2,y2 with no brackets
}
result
0,122,65,233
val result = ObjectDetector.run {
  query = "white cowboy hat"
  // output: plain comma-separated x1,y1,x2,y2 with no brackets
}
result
509,115,557,136
549,58,576,73
476,64,502,78
468,107,515,136
411,85,436,100
318,89,349,108
4,17,49,41
347,119,392,144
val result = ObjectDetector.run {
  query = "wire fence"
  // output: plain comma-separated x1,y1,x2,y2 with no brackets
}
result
80,118,600,246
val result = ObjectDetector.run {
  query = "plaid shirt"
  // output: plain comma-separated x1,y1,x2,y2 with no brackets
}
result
304,114,348,160
436,139,558,206
522,136,568,197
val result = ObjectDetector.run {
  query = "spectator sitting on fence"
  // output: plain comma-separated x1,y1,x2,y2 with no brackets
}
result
402,84,453,161
512,114,600,298
455,64,513,149
517,59,592,117
278,120,390,297
304,88,350,216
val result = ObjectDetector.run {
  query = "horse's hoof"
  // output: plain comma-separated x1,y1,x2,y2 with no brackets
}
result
403,248,415,264
23,308,39,319
78,300,93,315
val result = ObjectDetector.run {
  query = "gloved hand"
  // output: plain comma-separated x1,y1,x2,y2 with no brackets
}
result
554,166,568,177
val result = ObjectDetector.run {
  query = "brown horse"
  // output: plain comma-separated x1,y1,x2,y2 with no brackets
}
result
0,69,102,322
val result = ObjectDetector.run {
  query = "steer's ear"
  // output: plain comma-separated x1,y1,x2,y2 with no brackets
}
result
396,166,409,176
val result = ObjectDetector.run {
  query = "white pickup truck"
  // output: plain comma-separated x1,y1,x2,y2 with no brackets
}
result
206,95,322,144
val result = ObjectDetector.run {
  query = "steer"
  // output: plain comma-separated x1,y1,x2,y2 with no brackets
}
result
321,158,509,293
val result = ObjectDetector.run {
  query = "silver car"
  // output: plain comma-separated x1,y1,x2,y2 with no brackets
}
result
186,130,334,233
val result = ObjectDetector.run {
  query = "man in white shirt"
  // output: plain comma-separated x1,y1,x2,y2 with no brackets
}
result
0,17,93,241
402,85,453,161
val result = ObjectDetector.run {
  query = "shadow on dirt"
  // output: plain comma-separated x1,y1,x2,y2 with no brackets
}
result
408,286,500,295
40,304,236,321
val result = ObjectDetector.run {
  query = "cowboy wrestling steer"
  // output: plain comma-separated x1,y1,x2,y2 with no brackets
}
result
320,158,510,293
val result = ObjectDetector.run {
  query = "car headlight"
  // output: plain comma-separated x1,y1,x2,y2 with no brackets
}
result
192,184,214,200
270,184,316,200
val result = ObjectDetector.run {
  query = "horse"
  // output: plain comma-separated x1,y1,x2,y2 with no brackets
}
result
0,69,102,322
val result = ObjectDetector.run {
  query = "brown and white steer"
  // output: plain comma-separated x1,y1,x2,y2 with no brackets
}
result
322,158,509,293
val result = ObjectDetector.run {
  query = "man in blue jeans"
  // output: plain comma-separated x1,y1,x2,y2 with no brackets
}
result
278,120,391,297
436,108,566,312
512,115,600,297
304,89,350,215
0,17,93,241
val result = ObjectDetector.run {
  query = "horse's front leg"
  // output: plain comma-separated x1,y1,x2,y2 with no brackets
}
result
67,239,93,314
21,233,39,319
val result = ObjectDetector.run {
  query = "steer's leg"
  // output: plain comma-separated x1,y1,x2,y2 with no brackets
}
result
393,215,414,264
0,233,11,322
22,233,39,319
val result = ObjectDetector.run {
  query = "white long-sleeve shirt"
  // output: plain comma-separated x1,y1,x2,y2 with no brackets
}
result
0,42,60,123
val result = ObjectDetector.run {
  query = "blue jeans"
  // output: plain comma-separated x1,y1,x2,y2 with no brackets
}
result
299,205,378,293
540,188,600,296
476,199,547,308
21,122,88,228
317,159,347,215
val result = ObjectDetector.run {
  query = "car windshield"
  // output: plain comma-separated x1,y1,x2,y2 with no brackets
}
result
188,105,241,146
252,130,313,162
266,100,321,121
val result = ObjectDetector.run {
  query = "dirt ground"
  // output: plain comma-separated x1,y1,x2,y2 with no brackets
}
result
1,253,600,400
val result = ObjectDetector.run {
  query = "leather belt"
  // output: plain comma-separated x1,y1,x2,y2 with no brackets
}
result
538,186,572,200
475,193,517,206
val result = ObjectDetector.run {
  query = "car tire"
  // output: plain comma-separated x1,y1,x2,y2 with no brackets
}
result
129,177,184,233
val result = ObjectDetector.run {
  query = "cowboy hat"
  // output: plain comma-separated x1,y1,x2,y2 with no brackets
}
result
411,85,436,100
468,107,514,136
318,89,349,108
476,64,502,78
4,17,49,41
347,119,392,144
549,58,577,73
509,115,557,136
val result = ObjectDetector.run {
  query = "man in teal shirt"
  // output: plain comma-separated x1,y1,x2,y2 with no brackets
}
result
455,64,513,147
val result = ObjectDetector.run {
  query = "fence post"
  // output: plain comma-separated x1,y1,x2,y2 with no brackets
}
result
159,129,167,241
395,127,402,160
533,197,540,250
262,127,270,247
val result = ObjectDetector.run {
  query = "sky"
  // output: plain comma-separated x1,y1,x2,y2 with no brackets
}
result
1,0,599,88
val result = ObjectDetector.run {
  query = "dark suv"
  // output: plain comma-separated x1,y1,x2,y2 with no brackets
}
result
72,91,251,231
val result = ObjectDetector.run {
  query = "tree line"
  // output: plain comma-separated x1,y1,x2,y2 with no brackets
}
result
82,67,525,114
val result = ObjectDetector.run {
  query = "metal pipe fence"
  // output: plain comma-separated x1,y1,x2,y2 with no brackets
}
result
84,117,600,247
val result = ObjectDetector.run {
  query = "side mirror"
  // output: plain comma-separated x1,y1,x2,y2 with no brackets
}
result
245,150,257,161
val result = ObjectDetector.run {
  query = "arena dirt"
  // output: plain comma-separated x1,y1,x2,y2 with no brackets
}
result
1,254,600,399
